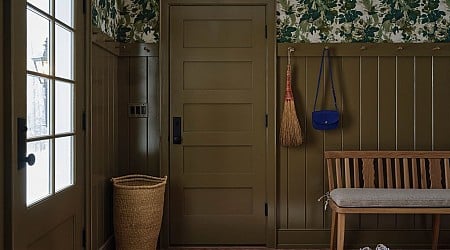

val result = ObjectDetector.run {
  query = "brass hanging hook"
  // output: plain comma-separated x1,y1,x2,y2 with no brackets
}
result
288,47,295,65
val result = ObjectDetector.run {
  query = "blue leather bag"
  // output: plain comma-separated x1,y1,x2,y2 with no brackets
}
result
312,48,340,130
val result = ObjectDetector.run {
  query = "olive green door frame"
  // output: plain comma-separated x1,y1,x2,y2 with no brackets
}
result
160,0,276,247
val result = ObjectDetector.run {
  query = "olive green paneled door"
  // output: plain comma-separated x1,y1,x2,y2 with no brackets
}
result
169,5,268,245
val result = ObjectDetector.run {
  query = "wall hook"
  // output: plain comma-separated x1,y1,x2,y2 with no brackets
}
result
287,47,295,65
432,46,441,51
397,46,404,50
360,46,367,51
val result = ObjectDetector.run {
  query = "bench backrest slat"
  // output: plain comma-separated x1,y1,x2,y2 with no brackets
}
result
344,158,351,187
378,158,384,188
445,159,450,189
327,159,335,190
362,158,375,188
429,159,442,189
325,151,450,191
336,159,343,188
403,158,410,188
386,159,393,188
420,158,427,189
395,158,401,189
353,158,360,188
412,159,419,188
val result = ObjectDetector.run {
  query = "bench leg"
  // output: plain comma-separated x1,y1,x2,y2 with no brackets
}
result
330,210,337,250
337,213,346,250
432,214,441,250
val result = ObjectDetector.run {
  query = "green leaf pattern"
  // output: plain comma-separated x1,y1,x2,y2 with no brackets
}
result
92,0,159,43
276,0,450,42
93,0,450,43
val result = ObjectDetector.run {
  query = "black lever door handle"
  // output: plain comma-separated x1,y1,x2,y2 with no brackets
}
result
173,117,182,144
18,118,36,169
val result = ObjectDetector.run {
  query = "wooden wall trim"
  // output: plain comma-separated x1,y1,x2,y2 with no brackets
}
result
0,0,4,247
277,229,450,248
278,43,450,57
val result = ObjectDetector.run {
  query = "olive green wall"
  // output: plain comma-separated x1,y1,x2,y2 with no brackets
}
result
90,36,159,249
277,43,450,248
0,0,4,247
91,41,119,249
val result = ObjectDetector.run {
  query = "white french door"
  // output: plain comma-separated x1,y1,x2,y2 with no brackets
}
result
9,0,85,249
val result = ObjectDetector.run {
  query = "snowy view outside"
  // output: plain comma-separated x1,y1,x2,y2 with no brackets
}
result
26,0,74,205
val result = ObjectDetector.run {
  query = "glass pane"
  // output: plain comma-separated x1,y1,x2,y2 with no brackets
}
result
27,75,51,138
55,81,74,134
27,0,50,14
27,139,51,205
55,136,74,192
27,8,51,75
56,0,73,27
55,25,73,80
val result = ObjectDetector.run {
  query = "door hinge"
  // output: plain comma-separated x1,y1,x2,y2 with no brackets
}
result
82,228,86,247
265,114,268,128
265,203,268,216
82,111,87,130
265,25,267,39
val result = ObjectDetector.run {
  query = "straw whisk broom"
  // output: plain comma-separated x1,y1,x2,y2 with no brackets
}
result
280,47,303,147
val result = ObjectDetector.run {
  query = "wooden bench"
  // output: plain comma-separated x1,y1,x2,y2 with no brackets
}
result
325,151,450,250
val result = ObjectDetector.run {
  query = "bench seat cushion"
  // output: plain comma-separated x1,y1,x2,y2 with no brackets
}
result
330,188,450,208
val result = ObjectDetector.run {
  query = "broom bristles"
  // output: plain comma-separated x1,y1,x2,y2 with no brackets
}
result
280,100,303,147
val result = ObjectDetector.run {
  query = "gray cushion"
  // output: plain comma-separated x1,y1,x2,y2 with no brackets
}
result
330,188,450,208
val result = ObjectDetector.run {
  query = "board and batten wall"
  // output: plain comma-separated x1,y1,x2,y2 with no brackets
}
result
90,33,159,249
0,0,4,247
277,43,450,248
117,44,160,177
91,40,119,249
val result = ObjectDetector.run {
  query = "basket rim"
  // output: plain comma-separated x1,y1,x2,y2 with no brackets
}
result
111,174,167,189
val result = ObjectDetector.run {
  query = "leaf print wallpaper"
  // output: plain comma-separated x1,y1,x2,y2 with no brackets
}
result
277,0,450,43
92,0,159,43
92,0,450,43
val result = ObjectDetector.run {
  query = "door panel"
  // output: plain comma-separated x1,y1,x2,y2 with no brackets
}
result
9,0,85,249
169,5,267,245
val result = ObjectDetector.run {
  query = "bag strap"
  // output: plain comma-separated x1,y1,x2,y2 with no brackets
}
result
313,48,338,111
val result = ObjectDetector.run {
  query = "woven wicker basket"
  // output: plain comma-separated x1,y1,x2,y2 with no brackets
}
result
112,175,167,250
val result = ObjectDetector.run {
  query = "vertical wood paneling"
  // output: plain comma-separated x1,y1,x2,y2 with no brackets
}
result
341,56,360,229
277,58,288,229
415,57,432,150
413,56,432,230
0,0,4,245
433,56,450,150
287,57,307,229
359,56,378,229
91,44,119,249
118,57,130,176
147,57,161,176
305,56,324,229
129,58,149,174
433,56,450,228
377,57,397,228
396,56,415,229
323,56,343,228
277,48,450,236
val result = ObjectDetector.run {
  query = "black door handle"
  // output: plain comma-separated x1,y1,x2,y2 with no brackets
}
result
18,118,36,169
173,117,182,144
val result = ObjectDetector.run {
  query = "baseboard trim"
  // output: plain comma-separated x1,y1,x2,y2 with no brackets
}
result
99,235,114,250
277,229,450,248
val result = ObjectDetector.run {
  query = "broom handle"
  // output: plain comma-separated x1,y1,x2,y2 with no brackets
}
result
285,64,293,101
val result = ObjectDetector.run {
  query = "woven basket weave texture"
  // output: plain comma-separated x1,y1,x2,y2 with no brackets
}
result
112,175,167,250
